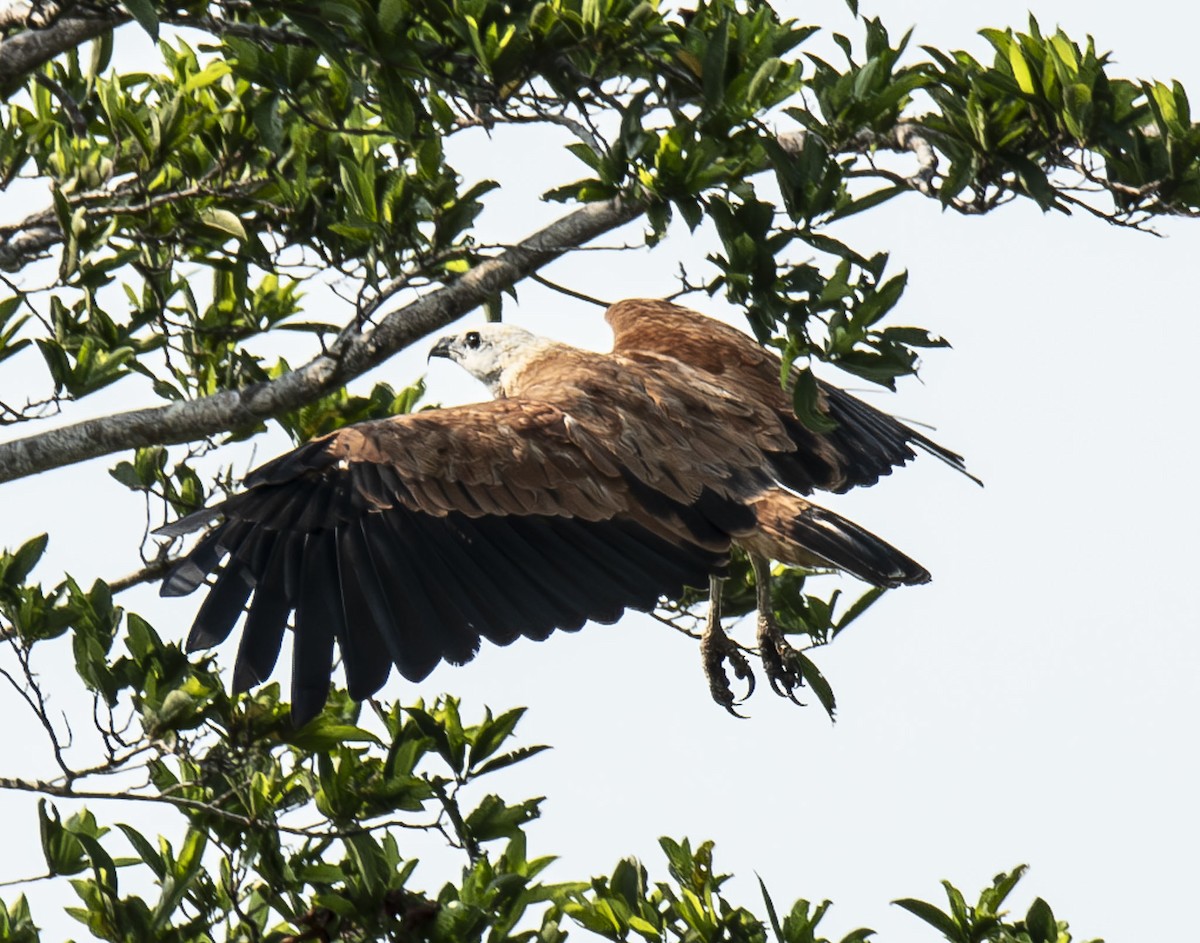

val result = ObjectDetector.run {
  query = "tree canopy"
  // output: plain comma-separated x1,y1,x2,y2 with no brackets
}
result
0,0,1194,939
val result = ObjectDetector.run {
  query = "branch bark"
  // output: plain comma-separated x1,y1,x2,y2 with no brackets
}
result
0,206,59,271
0,6,129,92
0,195,647,484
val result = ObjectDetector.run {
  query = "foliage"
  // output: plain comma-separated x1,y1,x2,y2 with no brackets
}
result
0,0,1190,937
3,676,1103,943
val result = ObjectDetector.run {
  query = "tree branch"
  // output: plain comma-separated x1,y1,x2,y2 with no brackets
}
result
107,556,176,593
159,12,314,49
0,206,60,271
0,195,647,484
780,120,941,194
0,772,441,838
0,5,129,92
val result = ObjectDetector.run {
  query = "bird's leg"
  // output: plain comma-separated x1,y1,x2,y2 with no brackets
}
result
700,573,755,715
751,553,804,704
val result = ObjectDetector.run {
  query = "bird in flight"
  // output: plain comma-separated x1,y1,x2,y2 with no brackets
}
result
160,299,976,723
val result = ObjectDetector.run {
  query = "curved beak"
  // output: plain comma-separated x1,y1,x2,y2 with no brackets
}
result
428,336,454,361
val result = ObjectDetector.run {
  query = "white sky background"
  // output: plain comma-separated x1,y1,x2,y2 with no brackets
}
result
1,0,1198,940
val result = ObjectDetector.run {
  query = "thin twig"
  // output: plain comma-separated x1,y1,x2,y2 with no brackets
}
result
528,272,611,308
108,556,176,594
0,774,442,839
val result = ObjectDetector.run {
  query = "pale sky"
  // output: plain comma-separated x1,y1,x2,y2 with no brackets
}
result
1,1,1197,940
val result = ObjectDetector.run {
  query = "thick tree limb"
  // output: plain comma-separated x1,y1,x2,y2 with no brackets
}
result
0,195,646,484
0,206,58,271
0,6,128,91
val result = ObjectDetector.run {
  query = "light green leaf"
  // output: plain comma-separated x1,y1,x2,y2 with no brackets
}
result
1008,43,1036,94
198,208,247,242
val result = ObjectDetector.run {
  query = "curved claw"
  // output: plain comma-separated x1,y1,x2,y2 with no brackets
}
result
758,618,806,707
701,629,756,717
729,646,756,704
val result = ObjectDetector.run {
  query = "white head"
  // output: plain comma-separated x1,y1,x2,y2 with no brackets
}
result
428,323,552,396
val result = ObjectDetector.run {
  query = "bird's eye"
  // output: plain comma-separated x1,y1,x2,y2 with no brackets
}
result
465,331,481,349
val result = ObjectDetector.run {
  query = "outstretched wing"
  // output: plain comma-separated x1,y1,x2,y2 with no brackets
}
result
160,397,736,723
605,299,980,493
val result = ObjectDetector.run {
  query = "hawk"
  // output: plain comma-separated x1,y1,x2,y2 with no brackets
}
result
161,300,975,721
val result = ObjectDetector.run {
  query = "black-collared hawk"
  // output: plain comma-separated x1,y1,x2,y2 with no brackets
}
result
160,299,975,722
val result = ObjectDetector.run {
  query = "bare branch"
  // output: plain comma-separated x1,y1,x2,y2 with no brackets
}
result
160,12,314,49
880,122,939,194
456,108,607,152
0,195,647,484
0,772,441,838
528,271,611,308
781,121,940,189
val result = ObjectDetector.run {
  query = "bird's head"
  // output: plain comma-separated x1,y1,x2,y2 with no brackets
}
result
429,323,549,396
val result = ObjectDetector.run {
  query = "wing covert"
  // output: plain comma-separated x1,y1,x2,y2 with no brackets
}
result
160,397,730,722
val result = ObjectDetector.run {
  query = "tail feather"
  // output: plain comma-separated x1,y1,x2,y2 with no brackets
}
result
819,382,983,489
744,489,930,587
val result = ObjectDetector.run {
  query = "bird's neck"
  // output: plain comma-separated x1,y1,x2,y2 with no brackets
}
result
492,338,568,398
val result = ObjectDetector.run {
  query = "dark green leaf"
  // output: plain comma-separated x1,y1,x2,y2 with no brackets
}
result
795,651,836,721
703,13,731,110
1025,898,1057,943
5,534,48,586
893,898,966,942
758,876,784,943
792,368,840,433
122,0,160,40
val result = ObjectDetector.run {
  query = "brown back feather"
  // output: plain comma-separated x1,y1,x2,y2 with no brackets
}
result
606,298,978,492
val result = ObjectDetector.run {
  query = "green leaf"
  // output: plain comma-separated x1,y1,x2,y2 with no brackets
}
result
795,651,836,721
987,865,1029,909
791,368,839,434
379,0,408,33
855,271,907,328
469,707,526,768
828,185,907,222
893,898,966,942
39,801,87,877
1025,898,1057,943
181,60,232,93
122,0,159,40
197,208,247,242
746,57,783,105
703,13,732,109
878,326,950,348
833,587,886,635
464,795,541,843
0,337,30,366
5,534,48,586
472,745,551,778
290,721,382,752
114,825,164,880
758,876,784,943
1008,42,1036,95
